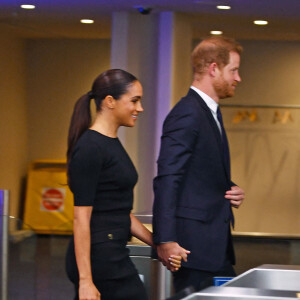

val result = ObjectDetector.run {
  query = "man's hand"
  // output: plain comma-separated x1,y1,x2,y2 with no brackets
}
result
225,185,245,208
156,242,190,271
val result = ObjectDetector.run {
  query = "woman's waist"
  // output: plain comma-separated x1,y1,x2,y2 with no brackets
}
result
91,227,131,244
92,208,130,215
90,211,131,234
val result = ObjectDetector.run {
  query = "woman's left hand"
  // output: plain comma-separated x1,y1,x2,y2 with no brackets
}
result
168,255,182,272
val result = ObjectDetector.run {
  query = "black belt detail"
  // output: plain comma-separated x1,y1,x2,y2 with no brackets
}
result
91,228,130,244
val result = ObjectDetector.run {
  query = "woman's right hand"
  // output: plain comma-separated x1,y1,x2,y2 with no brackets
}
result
168,255,182,272
79,278,101,300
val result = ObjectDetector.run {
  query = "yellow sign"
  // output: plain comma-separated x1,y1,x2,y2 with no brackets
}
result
23,160,73,234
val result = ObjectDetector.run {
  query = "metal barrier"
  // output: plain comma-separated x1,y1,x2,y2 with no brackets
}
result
127,243,174,300
157,262,173,299
132,213,175,299
0,189,9,300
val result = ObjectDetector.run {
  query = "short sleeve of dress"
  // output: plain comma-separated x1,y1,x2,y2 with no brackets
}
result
69,142,103,206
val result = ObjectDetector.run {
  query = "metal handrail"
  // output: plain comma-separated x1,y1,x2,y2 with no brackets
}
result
0,189,9,300
221,104,300,109
232,231,300,240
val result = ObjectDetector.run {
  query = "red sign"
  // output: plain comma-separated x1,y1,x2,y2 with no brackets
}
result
41,188,64,211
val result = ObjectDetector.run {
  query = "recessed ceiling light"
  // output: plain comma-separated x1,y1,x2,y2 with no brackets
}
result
254,20,268,25
20,4,35,9
80,19,94,24
217,5,231,10
210,30,223,35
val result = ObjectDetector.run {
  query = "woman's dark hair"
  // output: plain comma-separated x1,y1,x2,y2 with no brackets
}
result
66,69,137,169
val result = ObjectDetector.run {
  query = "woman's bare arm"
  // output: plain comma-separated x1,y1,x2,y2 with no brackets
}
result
129,213,182,271
74,206,100,300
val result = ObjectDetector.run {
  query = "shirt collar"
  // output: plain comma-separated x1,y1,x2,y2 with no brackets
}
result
190,86,219,113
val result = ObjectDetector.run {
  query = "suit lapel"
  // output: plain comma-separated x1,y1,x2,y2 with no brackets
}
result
188,89,231,182
188,89,222,149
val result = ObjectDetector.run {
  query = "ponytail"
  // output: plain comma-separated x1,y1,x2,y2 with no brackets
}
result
66,69,138,183
67,93,92,167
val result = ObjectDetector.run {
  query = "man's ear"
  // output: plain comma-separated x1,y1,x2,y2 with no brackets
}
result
103,95,116,109
208,62,219,77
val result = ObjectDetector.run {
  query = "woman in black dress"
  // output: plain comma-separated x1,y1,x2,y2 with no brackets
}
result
65,69,183,300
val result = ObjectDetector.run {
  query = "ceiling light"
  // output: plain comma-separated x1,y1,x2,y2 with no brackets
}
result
210,30,223,35
80,19,94,24
217,5,231,10
254,20,268,25
20,4,35,9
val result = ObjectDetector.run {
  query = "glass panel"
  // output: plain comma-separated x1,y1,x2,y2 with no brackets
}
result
0,216,37,299
0,216,74,299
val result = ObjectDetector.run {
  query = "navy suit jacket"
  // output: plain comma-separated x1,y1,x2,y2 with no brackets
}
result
153,88,235,272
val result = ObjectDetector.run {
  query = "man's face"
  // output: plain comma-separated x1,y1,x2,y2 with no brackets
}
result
213,51,241,99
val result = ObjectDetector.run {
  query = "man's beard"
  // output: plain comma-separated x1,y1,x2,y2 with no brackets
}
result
213,75,236,99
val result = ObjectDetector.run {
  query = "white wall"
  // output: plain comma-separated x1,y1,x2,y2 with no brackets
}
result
224,40,300,234
0,28,28,218
26,39,111,161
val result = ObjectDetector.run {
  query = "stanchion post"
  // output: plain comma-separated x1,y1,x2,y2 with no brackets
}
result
157,263,166,299
157,262,173,299
0,189,9,300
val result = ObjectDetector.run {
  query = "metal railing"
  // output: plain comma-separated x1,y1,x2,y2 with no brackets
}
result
0,189,9,300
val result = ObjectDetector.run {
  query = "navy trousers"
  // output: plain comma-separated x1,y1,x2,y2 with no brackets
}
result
173,259,236,293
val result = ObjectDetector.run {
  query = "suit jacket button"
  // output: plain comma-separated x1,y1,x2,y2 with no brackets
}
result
224,218,230,223
108,233,113,240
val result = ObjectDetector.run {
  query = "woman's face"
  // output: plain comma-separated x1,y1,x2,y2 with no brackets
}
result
114,80,144,127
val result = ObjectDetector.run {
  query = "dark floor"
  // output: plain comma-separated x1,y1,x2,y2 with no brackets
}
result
4,234,74,300
1,233,300,300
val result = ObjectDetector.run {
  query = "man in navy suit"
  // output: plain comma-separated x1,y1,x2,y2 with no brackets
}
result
152,36,245,293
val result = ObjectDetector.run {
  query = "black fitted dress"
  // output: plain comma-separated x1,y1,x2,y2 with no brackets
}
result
65,130,147,300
